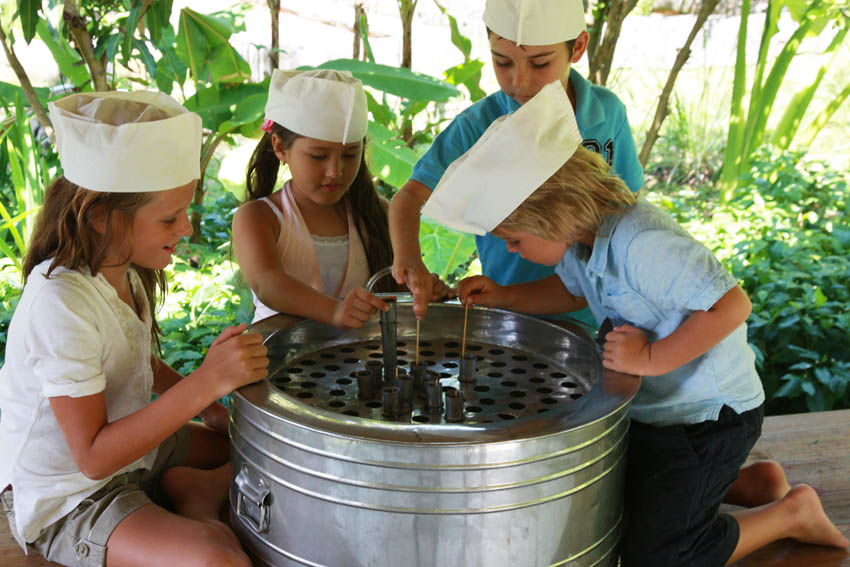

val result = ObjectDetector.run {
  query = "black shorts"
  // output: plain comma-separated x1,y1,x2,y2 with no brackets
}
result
621,404,764,567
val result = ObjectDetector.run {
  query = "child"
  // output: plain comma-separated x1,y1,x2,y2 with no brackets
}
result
389,0,643,322
425,81,849,566
232,69,448,329
0,91,268,566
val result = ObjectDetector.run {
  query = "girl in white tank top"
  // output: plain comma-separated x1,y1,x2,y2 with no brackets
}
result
233,69,449,329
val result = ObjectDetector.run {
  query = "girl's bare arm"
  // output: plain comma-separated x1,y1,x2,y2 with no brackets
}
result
50,327,267,480
232,200,385,327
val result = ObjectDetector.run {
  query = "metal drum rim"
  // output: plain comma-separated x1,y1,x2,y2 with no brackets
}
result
234,299,640,445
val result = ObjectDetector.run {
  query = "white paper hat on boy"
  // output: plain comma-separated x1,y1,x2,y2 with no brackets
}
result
422,80,580,235
264,69,368,144
483,0,586,45
49,91,201,192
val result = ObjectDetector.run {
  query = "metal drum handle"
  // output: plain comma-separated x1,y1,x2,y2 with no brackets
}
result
365,266,394,293
234,464,270,534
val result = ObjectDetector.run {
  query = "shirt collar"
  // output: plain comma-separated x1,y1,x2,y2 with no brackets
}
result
582,212,620,280
569,68,605,129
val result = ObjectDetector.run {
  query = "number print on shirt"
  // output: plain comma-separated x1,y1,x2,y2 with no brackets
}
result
581,139,615,166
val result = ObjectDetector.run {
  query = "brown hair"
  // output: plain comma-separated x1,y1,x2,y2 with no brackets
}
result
24,176,167,345
244,123,395,291
497,146,637,241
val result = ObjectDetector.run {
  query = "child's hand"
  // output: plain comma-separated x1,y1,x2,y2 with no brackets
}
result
392,257,433,320
457,275,507,308
200,324,269,395
428,273,455,301
332,288,389,330
602,325,652,375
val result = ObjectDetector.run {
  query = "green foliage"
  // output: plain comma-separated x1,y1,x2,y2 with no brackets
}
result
720,0,850,199
652,148,850,415
432,0,486,102
0,92,55,271
176,7,251,85
16,0,41,44
35,19,89,87
642,67,730,190
419,221,477,285
157,185,252,375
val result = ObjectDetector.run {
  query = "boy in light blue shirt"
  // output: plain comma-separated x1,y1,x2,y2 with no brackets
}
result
390,0,643,326
424,80,848,567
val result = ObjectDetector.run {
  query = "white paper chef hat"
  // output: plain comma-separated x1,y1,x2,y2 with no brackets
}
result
49,91,201,193
264,69,368,145
484,0,586,45
421,80,580,235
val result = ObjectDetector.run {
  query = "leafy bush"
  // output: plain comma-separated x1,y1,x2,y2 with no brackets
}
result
650,148,850,415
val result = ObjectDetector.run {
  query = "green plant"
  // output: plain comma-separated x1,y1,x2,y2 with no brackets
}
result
652,148,850,414
159,176,252,375
719,0,850,199
0,91,56,272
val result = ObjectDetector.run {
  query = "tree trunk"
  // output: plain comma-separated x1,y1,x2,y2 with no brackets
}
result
586,0,610,72
267,0,281,69
398,0,416,70
588,0,638,86
398,0,417,143
63,0,109,91
638,0,722,166
0,23,53,140
353,2,366,60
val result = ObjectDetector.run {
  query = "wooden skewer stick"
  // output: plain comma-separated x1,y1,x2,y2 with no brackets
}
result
415,319,421,365
461,303,469,358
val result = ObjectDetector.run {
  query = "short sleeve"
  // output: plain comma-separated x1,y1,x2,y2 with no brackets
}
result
26,279,107,398
411,114,479,191
624,229,736,313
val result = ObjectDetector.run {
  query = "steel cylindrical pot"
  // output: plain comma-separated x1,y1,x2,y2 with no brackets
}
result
230,300,640,566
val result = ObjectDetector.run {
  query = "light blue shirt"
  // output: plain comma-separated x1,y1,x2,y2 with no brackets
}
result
555,199,764,426
413,69,644,328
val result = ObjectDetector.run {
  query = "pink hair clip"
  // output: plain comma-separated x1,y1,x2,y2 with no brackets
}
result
261,119,275,133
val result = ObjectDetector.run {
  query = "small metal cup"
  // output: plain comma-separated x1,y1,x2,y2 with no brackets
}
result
356,369,377,400
410,361,428,393
424,379,443,413
366,360,384,386
459,353,477,384
382,386,401,418
397,372,413,410
444,388,464,422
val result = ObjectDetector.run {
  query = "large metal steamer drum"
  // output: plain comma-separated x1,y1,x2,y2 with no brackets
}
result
229,296,640,567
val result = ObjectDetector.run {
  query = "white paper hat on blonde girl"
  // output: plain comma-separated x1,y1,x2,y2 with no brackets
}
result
484,0,586,46
422,80,581,235
49,91,202,193
262,68,368,145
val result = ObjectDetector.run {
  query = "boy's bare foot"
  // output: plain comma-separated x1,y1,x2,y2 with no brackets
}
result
785,484,849,548
725,460,792,508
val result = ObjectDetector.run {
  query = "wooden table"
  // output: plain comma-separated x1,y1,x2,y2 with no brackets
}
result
3,409,849,567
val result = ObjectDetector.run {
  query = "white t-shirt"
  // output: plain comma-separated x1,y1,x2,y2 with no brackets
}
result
0,259,158,542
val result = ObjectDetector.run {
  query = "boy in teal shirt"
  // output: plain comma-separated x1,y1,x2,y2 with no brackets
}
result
389,0,643,325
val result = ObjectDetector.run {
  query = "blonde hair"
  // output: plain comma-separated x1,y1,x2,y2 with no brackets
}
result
496,146,637,241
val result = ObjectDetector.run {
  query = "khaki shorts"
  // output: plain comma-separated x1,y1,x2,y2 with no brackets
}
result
2,427,190,567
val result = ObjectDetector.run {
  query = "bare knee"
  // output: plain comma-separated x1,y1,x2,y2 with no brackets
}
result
191,524,251,566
